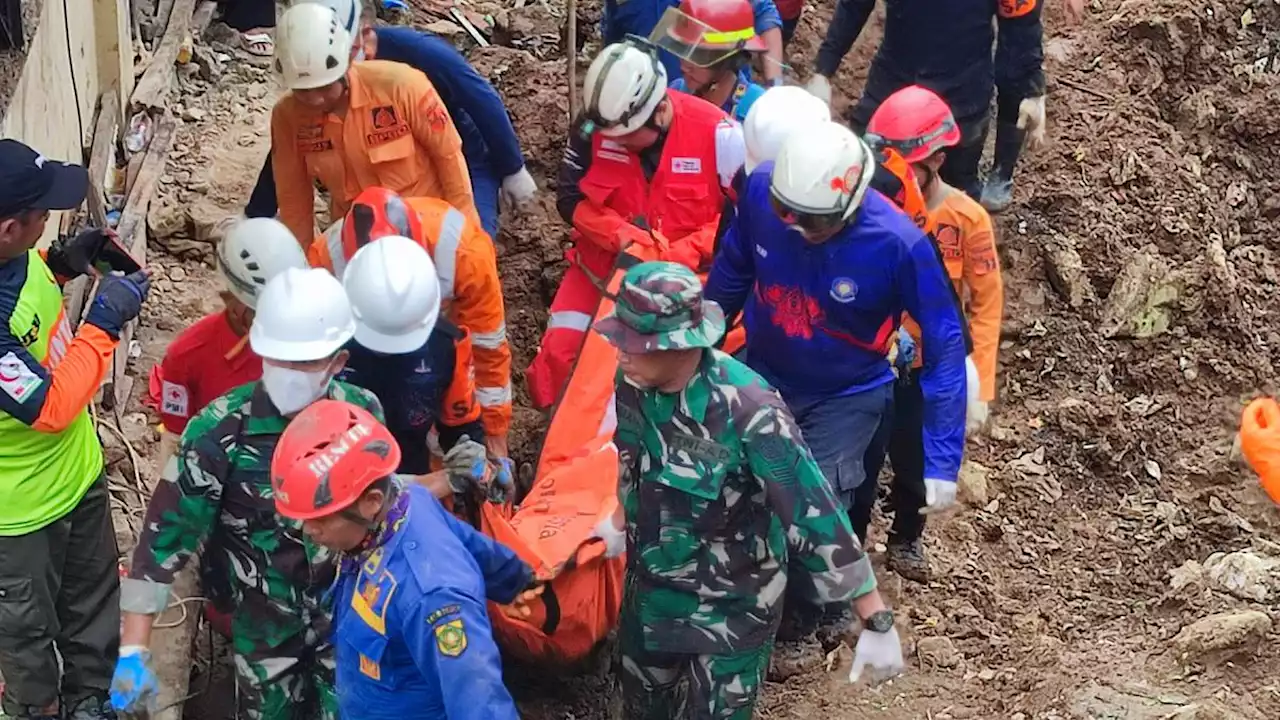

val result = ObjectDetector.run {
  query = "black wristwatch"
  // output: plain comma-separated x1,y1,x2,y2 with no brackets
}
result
864,609,895,633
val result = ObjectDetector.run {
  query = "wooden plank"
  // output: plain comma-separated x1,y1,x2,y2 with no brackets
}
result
87,89,121,228
450,7,491,46
192,0,217,35
153,0,177,43
102,115,176,411
129,0,198,113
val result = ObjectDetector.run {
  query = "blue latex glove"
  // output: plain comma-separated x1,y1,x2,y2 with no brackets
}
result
110,647,158,714
894,327,917,372
491,457,514,488
382,0,410,9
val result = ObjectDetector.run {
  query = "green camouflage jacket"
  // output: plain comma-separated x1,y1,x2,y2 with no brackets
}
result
615,349,876,655
124,381,383,651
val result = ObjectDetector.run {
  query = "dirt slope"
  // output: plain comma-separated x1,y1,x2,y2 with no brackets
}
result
125,0,1280,717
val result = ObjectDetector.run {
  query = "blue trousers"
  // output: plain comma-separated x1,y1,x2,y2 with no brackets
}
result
602,0,684,83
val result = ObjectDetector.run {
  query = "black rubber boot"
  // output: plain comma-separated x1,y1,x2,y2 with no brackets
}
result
981,120,1025,213
887,538,931,583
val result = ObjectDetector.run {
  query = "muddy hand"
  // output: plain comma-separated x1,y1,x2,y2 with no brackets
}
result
499,583,547,619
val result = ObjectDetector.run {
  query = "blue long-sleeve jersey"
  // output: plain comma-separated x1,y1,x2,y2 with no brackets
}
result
376,27,526,178
705,165,967,482
332,484,530,719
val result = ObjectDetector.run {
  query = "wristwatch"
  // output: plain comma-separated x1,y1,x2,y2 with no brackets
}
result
864,609,895,633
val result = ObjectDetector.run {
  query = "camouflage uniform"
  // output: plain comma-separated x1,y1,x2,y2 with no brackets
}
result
596,263,878,720
122,381,383,720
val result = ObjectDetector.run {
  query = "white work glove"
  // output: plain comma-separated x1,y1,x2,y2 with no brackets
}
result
921,478,958,514
500,166,538,208
805,74,832,105
849,626,905,684
966,400,990,436
964,355,987,435
1017,95,1047,151
591,515,626,558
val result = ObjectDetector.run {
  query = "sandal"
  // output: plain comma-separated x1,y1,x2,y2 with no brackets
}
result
239,31,274,57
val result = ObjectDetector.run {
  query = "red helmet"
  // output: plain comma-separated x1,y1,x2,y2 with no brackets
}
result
341,187,424,258
271,400,402,521
655,0,765,68
865,85,961,164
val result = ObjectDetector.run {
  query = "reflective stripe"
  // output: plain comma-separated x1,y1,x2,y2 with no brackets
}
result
434,208,465,301
547,311,592,332
472,325,508,349
477,384,513,406
703,27,756,44
325,222,347,278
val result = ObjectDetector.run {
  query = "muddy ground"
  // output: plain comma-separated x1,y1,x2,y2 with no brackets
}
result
105,0,1280,716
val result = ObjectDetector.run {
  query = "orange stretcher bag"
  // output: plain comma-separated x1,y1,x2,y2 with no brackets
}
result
1241,397,1280,505
476,245,663,664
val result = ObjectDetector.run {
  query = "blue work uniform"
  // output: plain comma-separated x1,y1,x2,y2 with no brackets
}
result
670,68,765,122
247,27,527,239
332,483,530,719
604,0,782,82
705,166,967,534
338,319,486,475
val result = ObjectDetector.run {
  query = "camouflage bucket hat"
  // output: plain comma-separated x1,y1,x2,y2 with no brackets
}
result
594,261,726,353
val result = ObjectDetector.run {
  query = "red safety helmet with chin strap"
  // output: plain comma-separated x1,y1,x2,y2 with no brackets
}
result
271,399,402,521
865,85,962,165
652,0,766,68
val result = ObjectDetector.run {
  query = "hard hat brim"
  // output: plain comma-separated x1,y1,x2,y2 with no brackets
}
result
249,325,355,362
351,306,439,355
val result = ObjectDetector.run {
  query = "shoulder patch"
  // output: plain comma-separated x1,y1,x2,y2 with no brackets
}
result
425,603,462,625
434,618,468,657
998,0,1037,18
0,351,43,402
161,381,190,418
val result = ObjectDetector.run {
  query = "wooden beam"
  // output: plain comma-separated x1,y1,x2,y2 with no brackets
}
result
129,0,197,113
65,89,123,332
97,0,137,113
192,0,217,35
153,0,177,43
101,114,176,411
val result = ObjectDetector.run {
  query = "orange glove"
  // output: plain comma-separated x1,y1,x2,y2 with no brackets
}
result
661,232,715,272
1241,397,1280,505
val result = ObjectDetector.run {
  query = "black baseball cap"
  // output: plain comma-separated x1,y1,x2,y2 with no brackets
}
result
0,139,89,218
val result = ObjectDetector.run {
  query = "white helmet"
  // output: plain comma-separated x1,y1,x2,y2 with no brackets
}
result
583,41,668,137
343,235,442,354
217,218,308,309
297,0,362,34
250,267,357,362
771,120,876,223
744,86,831,174
275,3,352,90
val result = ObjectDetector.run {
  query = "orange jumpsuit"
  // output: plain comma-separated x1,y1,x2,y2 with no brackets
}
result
1241,397,1280,505
271,60,480,246
902,187,1003,401
307,196,512,440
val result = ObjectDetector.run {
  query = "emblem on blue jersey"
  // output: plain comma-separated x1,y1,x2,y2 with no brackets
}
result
830,277,858,303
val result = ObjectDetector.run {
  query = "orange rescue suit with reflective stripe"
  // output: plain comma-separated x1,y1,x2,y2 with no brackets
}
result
271,61,479,247
308,196,512,438
902,188,1003,401
571,91,729,280
874,148,933,235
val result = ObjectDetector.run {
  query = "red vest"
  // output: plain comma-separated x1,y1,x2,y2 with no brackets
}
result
574,92,728,279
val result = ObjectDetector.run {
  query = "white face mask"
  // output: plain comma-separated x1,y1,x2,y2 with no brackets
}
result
261,362,332,416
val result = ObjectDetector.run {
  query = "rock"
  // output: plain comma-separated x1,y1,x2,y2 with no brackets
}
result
1100,248,1182,338
957,462,990,506
169,267,187,282
1202,550,1280,602
767,638,823,681
492,7,541,46
916,636,960,668
1042,237,1096,308
424,19,465,38
1171,610,1270,656
182,107,206,122
149,201,189,239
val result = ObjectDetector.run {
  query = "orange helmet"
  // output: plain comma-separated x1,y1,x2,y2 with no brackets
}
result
341,187,424,257
652,0,765,68
865,85,962,165
271,400,402,521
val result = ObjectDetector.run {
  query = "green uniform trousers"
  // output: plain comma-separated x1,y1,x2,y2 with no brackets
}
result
0,474,119,716
233,634,337,720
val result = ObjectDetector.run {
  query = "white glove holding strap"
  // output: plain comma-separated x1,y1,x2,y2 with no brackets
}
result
921,478,958,514
805,74,832,105
500,166,538,208
591,516,626,558
849,626,906,684
1017,96,1047,151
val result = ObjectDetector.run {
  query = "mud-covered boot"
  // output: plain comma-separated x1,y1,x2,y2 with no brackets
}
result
887,538,931,583
980,176,1014,213
63,693,115,720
